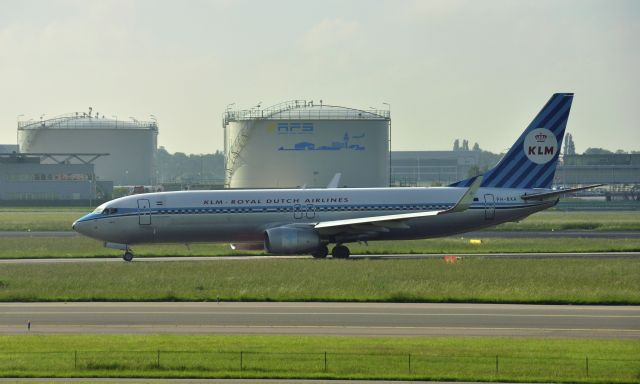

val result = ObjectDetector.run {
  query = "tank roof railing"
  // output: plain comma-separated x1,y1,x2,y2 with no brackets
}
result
18,113,157,130
223,100,390,127
0,153,109,165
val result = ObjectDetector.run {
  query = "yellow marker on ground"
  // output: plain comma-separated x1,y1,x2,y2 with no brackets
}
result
469,239,482,245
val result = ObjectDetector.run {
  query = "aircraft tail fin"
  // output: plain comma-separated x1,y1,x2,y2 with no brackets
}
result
450,93,573,189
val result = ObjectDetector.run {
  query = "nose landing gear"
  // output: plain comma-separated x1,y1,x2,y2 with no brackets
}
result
104,242,134,262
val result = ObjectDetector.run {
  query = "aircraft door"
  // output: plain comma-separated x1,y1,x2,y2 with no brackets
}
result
305,204,315,219
137,199,152,225
484,194,495,220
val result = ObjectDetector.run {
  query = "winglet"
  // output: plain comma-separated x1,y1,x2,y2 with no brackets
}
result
327,173,342,188
445,175,482,214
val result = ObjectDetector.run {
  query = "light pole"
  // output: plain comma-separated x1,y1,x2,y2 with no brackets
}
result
383,102,391,186
88,173,93,208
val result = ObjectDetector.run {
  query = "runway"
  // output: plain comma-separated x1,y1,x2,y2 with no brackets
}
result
1,302,638,339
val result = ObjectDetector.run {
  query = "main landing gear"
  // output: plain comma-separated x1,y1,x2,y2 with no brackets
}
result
331,245,351,259
311,245,329,258
310,244,351,259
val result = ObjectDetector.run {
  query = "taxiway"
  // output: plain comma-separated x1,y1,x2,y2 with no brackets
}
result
1,302,638,339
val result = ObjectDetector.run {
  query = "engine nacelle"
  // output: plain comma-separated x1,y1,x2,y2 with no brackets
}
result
264,227,320,254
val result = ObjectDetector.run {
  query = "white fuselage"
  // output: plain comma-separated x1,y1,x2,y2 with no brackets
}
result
73,186,554,245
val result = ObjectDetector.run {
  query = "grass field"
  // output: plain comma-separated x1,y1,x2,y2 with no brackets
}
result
491,210,640,231
0,236,639,259
0,335,637,382
0,208,638,232
0,257,638,303
0,207,83,232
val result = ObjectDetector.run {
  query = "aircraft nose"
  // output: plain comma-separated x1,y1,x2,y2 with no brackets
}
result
72,219,89,236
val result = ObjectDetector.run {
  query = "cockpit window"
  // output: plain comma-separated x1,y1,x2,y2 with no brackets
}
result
98,208,119,215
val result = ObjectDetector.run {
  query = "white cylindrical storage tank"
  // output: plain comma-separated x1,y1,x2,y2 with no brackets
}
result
18,113,158,185
224,100,390,188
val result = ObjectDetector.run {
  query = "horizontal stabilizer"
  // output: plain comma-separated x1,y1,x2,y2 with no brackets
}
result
521,184,604,201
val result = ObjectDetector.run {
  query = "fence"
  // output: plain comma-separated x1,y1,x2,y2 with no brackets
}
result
0,350,638,381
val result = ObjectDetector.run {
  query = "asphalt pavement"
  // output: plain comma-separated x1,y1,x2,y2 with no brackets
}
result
1,302,638,339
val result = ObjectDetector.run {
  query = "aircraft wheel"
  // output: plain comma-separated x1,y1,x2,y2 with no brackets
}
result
311,245,329,258
123,251,134,262
332,245,350,259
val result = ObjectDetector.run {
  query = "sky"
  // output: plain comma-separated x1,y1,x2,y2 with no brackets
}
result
0,0,638,154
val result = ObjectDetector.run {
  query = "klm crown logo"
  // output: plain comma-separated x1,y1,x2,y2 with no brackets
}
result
534,133,547,142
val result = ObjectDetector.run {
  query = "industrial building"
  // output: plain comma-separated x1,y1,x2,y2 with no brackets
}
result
18,110,158,185
0,151,112,205
224,100,390,188
0,144,18,154
390,150,501,186
556,153,640,186
391,151,640,192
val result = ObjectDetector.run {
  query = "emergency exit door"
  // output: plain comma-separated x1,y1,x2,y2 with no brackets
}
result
484,194,495,220
137,199,151,225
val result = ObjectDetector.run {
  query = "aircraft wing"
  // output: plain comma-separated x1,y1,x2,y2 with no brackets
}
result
314,176,482,232
520,184,604,201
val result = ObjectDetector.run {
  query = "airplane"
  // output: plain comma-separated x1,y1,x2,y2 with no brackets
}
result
73,93,601,261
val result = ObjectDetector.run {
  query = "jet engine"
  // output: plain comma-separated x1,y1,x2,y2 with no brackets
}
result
264,227,320,254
